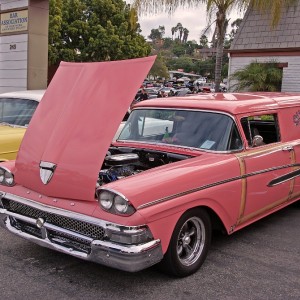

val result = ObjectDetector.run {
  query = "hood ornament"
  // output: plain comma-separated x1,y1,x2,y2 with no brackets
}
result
39,161,57,185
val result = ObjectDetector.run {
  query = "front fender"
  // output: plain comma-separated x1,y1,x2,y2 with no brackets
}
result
138,181,241,253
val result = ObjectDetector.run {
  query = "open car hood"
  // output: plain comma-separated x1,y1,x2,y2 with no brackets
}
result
15,56,156,201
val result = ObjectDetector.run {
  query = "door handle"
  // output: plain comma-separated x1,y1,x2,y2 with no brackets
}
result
282,146,293,152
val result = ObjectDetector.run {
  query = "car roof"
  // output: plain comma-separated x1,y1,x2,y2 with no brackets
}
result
134,92,300,115
0,89,45,102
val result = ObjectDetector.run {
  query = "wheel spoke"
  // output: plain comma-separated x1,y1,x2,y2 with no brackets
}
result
161,211,211,276
188,227,196,237
177,244,183,256
181,223,189,234
183,243,193,256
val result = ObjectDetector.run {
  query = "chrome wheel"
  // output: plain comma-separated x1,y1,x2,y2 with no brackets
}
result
159,208,211,277
176,216,205,266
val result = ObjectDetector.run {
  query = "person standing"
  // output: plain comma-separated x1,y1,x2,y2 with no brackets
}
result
140,89,149,101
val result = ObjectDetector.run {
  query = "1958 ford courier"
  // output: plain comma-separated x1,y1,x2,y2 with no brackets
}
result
0,56,300,277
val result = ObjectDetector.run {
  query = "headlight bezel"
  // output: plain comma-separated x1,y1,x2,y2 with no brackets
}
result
0,167,15,186
97,188,136,216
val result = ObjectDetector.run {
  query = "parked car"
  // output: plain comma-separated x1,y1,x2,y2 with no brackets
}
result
1,57,300,278
193,77,207,85
0,90,45,161
198,82,215,93
158,87,177,96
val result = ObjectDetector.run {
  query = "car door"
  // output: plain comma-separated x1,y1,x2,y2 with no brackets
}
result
236,113,292,225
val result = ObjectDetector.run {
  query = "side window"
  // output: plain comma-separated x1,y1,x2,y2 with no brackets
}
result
1,98,38,126
241,114,280,147
228,123,243,150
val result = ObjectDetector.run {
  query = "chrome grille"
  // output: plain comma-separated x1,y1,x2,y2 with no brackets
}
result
48,230,91,253
13,219,43,238
2,198,105,240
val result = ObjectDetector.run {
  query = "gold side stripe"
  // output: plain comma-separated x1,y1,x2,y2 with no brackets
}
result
137,163,300,210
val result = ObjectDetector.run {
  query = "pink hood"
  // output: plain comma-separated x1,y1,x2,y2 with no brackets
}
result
15,56,156,201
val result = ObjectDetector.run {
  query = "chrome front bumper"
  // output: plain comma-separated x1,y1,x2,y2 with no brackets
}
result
0,192,163,272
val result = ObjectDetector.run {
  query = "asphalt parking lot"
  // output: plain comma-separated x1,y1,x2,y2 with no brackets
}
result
0,202,299,300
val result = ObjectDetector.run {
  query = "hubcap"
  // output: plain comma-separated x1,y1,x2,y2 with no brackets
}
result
176,216,205,266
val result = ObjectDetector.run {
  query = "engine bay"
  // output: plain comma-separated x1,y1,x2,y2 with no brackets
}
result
97,146,191,186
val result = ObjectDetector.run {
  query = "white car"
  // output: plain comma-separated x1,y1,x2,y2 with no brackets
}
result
194,78,207,85
0,90,45,126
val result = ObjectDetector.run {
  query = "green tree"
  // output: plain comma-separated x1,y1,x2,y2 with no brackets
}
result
132,0,298,92
231,61,283,91
172,43,186,57
48,0,63,65
49,0,150,64
162,37,174,49
149,54,169,79
148,25,165,42
167,57,197,73
199,34,209,48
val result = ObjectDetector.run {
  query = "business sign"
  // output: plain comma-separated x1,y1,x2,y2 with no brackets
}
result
0,10,28,34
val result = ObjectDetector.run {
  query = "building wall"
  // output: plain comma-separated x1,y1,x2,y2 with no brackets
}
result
0,0,48,93
0,0,28,10
0,33,27,93
228,55,300,92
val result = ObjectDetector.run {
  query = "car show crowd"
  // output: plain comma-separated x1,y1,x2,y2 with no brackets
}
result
134,78,227,104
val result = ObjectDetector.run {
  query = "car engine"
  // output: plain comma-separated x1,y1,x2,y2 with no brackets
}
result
97,147,190,186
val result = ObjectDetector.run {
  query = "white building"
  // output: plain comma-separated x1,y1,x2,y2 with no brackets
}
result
228,2,300,92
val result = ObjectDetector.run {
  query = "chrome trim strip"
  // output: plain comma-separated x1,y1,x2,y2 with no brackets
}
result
0,193,164,272
0,213,163,272
96,187,129,202
268,168,300,187
137,163,300,210
0,166,13,173
0,192,145,233
119,107,244,153
0,208,94,243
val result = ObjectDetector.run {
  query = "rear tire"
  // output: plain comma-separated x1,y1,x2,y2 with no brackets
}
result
159,208,211,277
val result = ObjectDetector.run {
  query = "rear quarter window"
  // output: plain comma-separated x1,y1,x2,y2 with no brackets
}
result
241,114,280,147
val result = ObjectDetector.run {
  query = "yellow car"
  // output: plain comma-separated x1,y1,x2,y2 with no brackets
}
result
0,90,44,161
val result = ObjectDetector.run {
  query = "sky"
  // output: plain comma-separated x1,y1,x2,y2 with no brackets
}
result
125,1,245,42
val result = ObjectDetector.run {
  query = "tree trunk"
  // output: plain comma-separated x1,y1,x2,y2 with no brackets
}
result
214,11,226,92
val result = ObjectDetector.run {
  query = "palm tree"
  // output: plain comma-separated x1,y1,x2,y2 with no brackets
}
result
132,0,298,92
175,22,183,41
171,26,176,40
231,60,283,92
183,28,189,43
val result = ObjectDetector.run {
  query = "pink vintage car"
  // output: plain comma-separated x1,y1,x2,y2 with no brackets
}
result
0,57,300,277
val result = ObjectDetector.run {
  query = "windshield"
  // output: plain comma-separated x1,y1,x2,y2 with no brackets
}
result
118,109,242,151
0,98,38,127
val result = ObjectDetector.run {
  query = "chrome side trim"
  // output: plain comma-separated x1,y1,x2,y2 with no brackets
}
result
1,208,94,243
268,168,300,187
119,107,244,153
0,193,163,272
137,163,300,210
0,192,145,233
0,213,162,272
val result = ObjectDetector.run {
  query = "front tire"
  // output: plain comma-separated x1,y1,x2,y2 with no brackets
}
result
159,208,211,277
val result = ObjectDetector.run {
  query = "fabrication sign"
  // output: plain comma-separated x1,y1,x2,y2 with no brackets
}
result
0,10,28,34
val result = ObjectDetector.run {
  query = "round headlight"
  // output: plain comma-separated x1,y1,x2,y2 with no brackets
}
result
4,171,14,186
114,195,128,213
99,191,114,210
0,169,4,183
